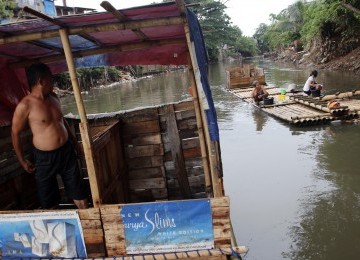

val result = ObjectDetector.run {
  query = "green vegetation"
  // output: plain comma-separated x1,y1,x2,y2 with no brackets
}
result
180,0,359,60
54,67,123,91
0,0,16,20
253,0,360,53
183,0,259,60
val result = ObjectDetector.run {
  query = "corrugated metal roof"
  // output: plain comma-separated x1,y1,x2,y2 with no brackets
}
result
0,2,191,126
0,2,188,73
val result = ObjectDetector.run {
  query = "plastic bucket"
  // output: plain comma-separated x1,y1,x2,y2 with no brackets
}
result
279,88,286,95
263,97,274,105
311,89,321,97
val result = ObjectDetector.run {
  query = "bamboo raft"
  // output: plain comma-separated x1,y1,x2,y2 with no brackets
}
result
229,86,360,126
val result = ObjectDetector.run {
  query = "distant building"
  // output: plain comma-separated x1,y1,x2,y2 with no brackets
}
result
55,0,96,16
2,0,95,24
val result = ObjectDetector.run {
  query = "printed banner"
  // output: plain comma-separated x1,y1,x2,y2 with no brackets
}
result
0,211,87,259
122,199,214,254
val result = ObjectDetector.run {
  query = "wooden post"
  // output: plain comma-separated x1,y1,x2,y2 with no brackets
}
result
59,28,101,208
177,0,224,197
185,38,224,197
186,61,212,194
165,105,192,199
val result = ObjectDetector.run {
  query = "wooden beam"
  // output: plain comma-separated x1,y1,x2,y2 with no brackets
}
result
101,1,149,40
23,6,67,27
10,38,185,68
28,40,64,53
78,32,103,46
0,17,184,45
164,105,192,199
100,1,128,21
59,28,101,208
175,0,187,14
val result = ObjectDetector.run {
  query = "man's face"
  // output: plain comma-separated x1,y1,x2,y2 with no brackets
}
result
41,70,54,92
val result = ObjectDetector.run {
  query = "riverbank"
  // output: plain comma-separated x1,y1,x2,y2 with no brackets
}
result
271,45,360,77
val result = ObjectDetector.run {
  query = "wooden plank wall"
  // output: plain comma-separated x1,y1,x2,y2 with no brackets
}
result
226,65,266,88
91,121,127,204
101,196,232,257
120,107,167,202
0,126,39,209
159,101,205,200
68,117,128,205
67,100,206,203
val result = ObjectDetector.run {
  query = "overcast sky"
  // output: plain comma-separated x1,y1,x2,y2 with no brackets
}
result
54,0,297,36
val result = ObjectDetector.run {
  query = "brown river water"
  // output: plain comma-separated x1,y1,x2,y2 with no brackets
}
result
61,58,360,260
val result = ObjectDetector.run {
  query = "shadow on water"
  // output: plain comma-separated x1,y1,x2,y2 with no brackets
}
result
60,58,360,260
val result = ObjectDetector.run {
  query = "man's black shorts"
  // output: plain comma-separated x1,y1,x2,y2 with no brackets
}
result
34,139,87,208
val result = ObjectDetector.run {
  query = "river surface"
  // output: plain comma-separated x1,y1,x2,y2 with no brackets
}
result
61,59,360,260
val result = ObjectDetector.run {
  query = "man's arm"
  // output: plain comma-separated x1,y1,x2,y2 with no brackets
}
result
11,101,35,173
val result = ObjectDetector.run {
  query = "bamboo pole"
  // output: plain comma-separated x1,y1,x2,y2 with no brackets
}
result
320,90,360,101
186,63,212,194
59,28,101,208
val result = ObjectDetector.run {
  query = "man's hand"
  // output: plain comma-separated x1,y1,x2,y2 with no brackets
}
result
22,159,35,173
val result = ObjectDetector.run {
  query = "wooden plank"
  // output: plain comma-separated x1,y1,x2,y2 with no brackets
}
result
183,146,201,158
128,167,165,180
182,137,200,149
120,108,159,123
175,109,196,120
127,156,163,169
123,120,160,135
178,118,197,130
129,178,166,189
163,105,191,199
211,196,230,207
122,133,162,146
125,144,164,159
173,101,195,111
92,130,111,152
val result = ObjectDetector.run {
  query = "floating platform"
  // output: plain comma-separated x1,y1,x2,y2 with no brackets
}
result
229,87,360,126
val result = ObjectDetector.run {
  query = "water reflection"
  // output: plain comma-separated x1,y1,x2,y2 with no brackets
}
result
252,109,268,132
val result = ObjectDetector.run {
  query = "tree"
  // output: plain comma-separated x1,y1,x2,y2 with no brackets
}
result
185,0,242,61
0,0,16,20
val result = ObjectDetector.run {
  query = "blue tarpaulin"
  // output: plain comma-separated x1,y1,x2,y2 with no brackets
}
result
187,10,220,142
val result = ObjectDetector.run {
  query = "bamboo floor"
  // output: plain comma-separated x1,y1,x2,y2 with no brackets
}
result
228,87,360,126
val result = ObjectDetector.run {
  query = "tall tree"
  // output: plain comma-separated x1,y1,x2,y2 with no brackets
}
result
185,0,242,61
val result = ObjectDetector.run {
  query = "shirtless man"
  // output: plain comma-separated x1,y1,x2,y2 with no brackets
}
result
11,63,88,209
252,80,269,104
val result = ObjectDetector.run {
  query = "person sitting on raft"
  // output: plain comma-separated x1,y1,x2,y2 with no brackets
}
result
303,70,323,96
252,80,269,104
